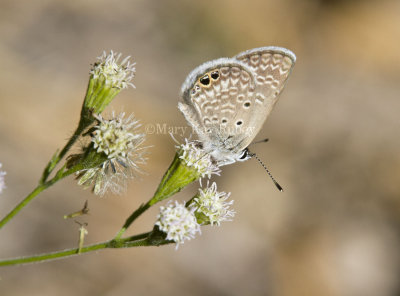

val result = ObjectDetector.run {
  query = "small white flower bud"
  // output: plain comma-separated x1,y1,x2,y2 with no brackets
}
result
191,182,235,226
155,201,201,249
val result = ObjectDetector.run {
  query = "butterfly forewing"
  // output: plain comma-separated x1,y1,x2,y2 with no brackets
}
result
235,47,295,126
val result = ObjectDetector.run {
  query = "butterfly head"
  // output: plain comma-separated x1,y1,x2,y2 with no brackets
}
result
238,148,251,162
205,142,251,166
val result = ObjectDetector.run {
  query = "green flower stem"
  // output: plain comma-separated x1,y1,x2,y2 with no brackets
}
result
0,163,85,229
115,152,200,239
0,231,172,267
115,202,151,240
0,241,108,267
40,116,93,184
150,152,199,205
0,184,47,229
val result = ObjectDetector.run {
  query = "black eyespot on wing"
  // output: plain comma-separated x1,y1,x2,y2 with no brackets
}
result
210,71,219,80
244,102,251,107
200,74,210,85
236,120,243,126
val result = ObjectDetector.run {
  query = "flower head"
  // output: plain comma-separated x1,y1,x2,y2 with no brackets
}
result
155,201,201,249
91,112,142,159
178,139,221,179
0,163,6,194
149,139,220,205
190,182,235,226
90,51,136,90
82,51,136,117
76,112,147,196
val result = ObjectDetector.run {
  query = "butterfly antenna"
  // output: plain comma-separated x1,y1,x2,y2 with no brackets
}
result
249,138,269,146
248,151,283,192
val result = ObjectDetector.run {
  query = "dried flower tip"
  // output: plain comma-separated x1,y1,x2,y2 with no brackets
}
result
90,50,136,89
191,182,235,226
76,112,147,196
77,166,124,196
155,201,201,249
0,163,6,194
178,139,221,179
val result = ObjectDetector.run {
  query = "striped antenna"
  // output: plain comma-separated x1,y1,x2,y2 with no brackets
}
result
248,151,283,192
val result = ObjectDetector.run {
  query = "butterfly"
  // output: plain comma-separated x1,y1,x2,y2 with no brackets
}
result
178,47,296,168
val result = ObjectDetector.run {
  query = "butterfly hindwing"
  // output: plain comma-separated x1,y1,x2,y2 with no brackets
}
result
180,58,258,152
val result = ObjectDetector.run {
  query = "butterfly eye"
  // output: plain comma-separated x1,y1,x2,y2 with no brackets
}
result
210,71,219,80
200,74,210,86
239,149,248,160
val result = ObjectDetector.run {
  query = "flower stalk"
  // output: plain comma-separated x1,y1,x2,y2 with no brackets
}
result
115,152,195,239
0,231,171,267
0,162,86,229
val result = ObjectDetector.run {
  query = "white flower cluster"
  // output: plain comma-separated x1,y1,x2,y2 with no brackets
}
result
192,182,235,226
92,112,143,160
77,112,147,196
0,163,6,194
90,51,136,89
178,139,221,179
155,201,201,249
155,182,234,248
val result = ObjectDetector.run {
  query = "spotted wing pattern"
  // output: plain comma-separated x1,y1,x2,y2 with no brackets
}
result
179,47,296,164
179,59,258,153
234,47,296,135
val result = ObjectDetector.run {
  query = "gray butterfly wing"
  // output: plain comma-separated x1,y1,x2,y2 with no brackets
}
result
179,47,296,165
179,58,259,163
234,47,296,138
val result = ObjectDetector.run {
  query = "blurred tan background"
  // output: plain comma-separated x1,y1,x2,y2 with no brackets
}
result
1,0,400,295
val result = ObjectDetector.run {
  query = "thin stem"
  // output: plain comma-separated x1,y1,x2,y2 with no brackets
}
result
115,151,199,239
0,231,170,267
0,241,109,266
0,164,82,229
114,202,151,240
1,106,94,229
0,184,46,229
40,117,92,184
